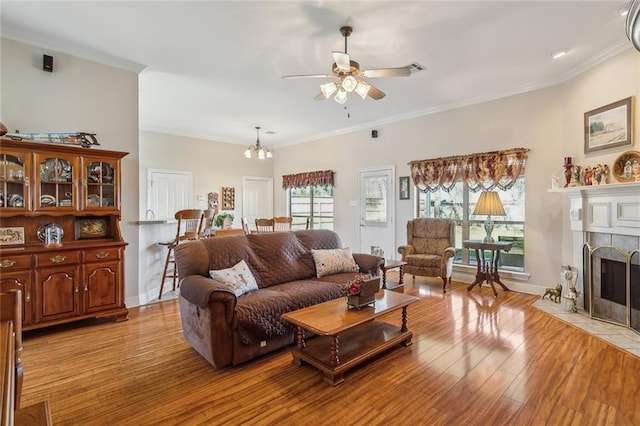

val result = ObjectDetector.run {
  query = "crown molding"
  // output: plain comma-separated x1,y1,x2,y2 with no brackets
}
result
1,25,147,73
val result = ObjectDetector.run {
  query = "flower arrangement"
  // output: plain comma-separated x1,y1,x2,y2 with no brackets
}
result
344,274,379,309
343,273,373,296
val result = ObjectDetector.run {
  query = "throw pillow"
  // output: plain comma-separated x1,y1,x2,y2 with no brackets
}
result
311,248,359,278
209,260,258,297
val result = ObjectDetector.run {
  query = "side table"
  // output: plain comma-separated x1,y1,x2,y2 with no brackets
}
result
463,240,513,297
381,259,407,289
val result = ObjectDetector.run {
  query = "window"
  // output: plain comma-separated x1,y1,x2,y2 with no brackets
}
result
288,185,334,230
417,177,525,271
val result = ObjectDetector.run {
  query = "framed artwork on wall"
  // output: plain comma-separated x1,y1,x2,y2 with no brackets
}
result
399,176,410,200
75,217,109,239
221,187,235,210
584,96,634,153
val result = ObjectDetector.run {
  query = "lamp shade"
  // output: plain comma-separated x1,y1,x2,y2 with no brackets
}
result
473,191,506,216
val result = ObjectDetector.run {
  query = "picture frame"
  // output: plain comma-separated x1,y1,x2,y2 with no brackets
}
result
75,217,109,239
584,96,634,153
0,226,25,245
221,186,235,210
399,176,410,200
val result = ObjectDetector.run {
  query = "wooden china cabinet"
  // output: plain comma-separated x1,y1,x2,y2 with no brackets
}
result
0,138,128,330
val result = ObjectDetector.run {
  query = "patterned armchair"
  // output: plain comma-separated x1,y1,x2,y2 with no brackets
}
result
397,218,456,292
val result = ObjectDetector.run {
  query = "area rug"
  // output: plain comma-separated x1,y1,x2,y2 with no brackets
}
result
531,297,640,358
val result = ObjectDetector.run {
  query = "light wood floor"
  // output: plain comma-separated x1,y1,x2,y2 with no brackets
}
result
20,276,640,425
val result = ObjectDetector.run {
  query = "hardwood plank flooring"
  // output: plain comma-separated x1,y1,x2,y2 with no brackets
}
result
19,276,640,425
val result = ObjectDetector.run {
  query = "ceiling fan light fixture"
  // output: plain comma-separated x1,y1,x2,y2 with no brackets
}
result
354,80,371,99
341,75,358,92
334,89,348,104
320,81,337,98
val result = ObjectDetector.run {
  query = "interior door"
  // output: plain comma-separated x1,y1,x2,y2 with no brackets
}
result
147,169,192,220
359,166,395,260
242,176,273,229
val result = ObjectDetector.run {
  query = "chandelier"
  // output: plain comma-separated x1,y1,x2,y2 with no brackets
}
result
318,72,371,105
244,126,272,160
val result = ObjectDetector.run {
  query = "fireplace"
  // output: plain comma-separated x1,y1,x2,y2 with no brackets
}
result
584,236,640,328
550,181,640,334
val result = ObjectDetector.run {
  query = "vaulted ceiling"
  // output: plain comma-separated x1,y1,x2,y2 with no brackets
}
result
0,1,633,148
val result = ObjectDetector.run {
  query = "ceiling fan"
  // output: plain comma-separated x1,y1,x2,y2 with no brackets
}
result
282,26,423,104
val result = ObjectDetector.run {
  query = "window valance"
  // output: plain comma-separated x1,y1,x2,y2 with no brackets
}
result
282,170,334,189
408,148,530,193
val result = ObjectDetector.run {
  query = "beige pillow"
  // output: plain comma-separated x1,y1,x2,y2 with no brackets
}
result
311,248,359,278
209,260,258,297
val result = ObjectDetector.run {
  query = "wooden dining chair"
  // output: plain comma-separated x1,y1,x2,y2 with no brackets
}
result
0,289,23,409
240,217,250,234
273,216,293,232
254,218,275,233
159,209,204,299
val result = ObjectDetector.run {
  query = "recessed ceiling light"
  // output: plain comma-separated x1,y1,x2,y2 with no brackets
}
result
552,49,568,59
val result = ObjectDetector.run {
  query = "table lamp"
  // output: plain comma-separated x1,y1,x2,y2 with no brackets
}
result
473,191,506,243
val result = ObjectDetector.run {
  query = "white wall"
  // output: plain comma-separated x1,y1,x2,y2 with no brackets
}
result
273,48,640,294
137,130,272,303
0,38,141,303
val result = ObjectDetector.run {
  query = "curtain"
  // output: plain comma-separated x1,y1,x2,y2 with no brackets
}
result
282,170,334,189
409,148,529,193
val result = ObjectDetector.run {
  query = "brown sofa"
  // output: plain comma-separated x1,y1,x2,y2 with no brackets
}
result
174,229,383,369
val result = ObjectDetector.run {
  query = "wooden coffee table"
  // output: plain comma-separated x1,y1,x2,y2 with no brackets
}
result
281,290,418,386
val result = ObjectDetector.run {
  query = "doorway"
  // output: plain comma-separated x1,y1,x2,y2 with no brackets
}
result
358,166,395,260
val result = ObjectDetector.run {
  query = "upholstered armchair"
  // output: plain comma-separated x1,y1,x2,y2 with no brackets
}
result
397,218,456,292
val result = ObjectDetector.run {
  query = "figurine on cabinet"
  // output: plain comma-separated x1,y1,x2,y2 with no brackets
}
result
582,166,593,185
571,165,582,186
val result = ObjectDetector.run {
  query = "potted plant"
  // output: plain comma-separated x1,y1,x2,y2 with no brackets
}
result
214,213,234,229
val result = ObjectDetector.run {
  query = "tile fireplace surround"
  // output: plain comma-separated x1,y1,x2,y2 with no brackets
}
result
550,181,640,334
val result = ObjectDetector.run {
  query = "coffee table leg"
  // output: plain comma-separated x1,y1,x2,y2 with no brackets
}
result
382,267,388,289
330,335,340,366
296,326,306,350
398,265,404,285
401,306,408,332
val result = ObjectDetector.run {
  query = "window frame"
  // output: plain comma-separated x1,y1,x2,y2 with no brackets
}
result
416,177,525,272
287,185,334,230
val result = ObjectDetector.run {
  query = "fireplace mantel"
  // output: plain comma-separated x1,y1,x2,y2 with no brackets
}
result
549,181,640,296
549,181,640,237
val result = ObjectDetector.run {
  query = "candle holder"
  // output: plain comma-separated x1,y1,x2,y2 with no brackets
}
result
563,163,573,187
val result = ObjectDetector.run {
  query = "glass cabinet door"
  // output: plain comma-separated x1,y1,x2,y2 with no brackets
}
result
0,151,29,211
85,159,116,208
36,154,77,210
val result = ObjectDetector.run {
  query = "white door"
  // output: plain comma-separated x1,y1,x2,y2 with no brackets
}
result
242,176,273,229
147,169,193,220
358,166,395,260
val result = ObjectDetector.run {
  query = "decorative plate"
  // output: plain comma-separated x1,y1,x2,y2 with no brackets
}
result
7,194,23,208
40,194,56,207
612,150,640,183
87,194,102,206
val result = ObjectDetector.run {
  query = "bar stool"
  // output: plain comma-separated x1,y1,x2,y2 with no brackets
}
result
158,209,204,299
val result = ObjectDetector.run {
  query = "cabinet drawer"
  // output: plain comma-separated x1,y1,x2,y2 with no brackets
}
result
84,247,121,262
36,251,81,267
0,254,32,270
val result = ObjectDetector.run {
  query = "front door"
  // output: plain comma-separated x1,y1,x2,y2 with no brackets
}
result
358,166,395,260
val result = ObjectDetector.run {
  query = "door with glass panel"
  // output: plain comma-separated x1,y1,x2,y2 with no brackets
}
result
358,166,395,260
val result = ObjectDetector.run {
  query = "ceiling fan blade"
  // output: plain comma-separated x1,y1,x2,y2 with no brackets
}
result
367,84,386,100
314,92,328,101
332,51,351,71
361,67,411,78
282,74,334,79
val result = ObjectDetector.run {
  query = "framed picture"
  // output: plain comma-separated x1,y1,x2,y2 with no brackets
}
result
584,96,634,153
399,176,410,200
75,217,109,239
0,226,25,245
221,187,235,210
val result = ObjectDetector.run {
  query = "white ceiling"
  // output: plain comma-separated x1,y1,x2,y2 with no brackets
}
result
0,1,634,149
